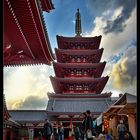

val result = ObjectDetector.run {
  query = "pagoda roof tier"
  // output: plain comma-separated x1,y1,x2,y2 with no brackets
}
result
46,97,116,115
56,35,102,50
50,76,109,94
55,48,103,63
4,0,55,66
40,0,54,12
47,92,112,99
53,62,106,78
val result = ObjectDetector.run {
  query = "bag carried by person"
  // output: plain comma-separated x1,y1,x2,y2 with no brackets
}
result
86,129,92,138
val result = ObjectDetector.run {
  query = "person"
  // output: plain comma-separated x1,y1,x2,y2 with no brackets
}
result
124,131,134,140
105,132,113,140
38,131,42,140
53,122,59,140
104,128,113,140
83,110,93,140
81,112,87,140
117,120,127,140
28,128,34,140
74,126,81,140
43,119,53,140
58,121,64,140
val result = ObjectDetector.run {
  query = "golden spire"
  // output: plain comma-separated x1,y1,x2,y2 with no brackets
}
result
75,8,82,37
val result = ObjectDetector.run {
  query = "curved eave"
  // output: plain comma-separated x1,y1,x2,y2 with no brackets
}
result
55,48,104,63
56,35,102,42
40,0,55,12
4,118,21,128
56,35,102,49
4,60,52,67
46,111,101,116
50,76,109,94
47,92,112,99
53,62,106,78
4,0,54,66
35,0,55,60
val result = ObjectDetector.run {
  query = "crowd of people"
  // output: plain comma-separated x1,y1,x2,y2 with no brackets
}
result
41,110,134,140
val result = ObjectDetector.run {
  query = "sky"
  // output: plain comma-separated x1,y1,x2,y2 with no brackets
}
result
4,0,137,110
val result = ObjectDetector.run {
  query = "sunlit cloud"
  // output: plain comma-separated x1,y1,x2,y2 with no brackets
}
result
4,65,54,109
9,95,48,110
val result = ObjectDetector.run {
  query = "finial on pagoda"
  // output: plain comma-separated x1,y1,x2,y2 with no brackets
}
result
75,8,82,37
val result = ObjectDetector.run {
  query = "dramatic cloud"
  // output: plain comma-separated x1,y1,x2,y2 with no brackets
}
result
4,65,54,109
85,7,136,61
86,0,136,34
110,46,137,94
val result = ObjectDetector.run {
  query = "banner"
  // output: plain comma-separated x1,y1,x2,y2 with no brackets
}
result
97,114,103,126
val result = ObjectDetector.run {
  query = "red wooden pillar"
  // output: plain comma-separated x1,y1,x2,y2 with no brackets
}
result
3,128,7,140
70,116,73,129
69,116,74,140
10,129,14,140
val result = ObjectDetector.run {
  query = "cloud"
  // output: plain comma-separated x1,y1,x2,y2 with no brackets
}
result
110,46,137,94
4,65,55,109
103,6,127,34
86,0,136,34
9,95,48,110
84,7,136,61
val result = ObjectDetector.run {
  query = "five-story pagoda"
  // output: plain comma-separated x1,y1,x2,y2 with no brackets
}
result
46,9,115,127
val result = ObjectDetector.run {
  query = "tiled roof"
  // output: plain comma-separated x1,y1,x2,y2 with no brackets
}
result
126,93,136,103
4,118,21,127
9,110,48,122
114,93,136,105
46,98,116,114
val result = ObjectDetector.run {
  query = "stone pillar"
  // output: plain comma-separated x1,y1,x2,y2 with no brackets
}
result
128,114,136,138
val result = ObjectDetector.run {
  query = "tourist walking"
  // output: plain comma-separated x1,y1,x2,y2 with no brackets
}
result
82,110,93,140
105,132,113,140
81,112,87,140
53,121,60,140
117,120,127,140
74,126,81,140
58,121,64,140
124,131,134,140
43,119,53,140
28,128,34,140
38,131,42,140
104,128,113,140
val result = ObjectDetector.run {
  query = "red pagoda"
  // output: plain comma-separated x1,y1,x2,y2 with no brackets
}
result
46,9,115,129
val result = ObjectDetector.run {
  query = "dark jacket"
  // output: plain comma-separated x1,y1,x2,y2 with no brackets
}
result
82,116,93,133
43,122,53,136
